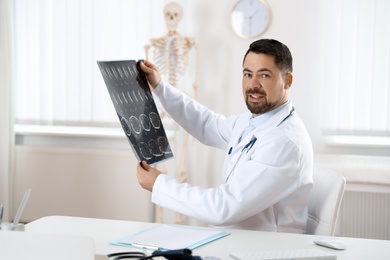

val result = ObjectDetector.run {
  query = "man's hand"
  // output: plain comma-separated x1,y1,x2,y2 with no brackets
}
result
136,161,161,192
139,60,161,90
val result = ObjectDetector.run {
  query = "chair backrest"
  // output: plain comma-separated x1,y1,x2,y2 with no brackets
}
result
306,166,346,236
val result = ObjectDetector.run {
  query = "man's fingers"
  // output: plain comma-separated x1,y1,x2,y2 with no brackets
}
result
140,160,151,171
139,60,150,73
140,60,155,72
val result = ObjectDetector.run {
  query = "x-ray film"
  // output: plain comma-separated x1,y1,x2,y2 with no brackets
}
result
97,60,173,165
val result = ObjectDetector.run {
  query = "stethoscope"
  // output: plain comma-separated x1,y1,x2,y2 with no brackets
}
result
106,248,201,259
224,107,295,183
227,136,257,155
225,136,257,182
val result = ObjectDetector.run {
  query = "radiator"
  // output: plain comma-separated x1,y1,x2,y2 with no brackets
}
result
338,190,390,240
315,154,390,240
13,145,153,223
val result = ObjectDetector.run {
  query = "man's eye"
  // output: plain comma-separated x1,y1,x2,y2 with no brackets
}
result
261,74,270,78
244,73,251,78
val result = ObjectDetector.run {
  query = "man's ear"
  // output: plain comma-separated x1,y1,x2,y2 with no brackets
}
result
284,73,293,90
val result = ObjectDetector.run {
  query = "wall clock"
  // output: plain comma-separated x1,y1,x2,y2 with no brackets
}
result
231,0,271,38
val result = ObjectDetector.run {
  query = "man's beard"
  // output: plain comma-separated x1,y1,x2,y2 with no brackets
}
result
245,88,279,115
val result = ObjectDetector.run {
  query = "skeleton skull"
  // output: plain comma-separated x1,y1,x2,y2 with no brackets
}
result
163,2,183,33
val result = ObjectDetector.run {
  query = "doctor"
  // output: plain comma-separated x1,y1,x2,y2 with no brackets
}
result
137,39,313,233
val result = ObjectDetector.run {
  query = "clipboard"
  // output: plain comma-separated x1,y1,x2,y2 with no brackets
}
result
111,225,230,251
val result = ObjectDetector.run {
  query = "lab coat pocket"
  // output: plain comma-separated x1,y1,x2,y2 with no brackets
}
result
225,149,255,182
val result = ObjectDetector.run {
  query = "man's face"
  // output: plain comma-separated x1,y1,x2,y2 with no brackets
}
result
242,52,292,117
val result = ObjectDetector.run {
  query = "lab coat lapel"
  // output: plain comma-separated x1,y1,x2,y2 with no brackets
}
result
250,102,294,140
233,111,253,147
221,103,294,183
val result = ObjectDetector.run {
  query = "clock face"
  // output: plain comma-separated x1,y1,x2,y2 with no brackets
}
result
231,0,271,38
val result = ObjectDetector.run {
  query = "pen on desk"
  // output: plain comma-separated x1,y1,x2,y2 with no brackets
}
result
0,203,3,227
13,188,32,226
132,242,162,251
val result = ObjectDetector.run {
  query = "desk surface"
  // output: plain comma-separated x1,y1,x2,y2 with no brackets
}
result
0,229,95,260
26,216,390,259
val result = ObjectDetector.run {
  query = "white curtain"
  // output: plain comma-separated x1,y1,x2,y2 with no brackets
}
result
13,0,182,127
0,0,15,221
318,0,390,136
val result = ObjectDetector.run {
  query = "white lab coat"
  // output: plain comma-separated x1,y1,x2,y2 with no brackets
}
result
151,80,313,233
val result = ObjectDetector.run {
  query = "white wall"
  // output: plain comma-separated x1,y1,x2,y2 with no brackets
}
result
179,0,390,164
179,0,390,155
13,146,153,223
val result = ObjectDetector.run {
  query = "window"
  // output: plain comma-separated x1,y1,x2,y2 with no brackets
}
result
13,0,184,128
318,0,390,141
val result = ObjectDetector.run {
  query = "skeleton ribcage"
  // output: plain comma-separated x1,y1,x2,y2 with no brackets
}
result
152,36,192,87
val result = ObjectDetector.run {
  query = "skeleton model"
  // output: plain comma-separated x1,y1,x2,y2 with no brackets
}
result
145,2,199,224
145,2,199,92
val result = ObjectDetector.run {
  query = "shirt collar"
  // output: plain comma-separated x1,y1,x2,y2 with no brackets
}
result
248,100,290,128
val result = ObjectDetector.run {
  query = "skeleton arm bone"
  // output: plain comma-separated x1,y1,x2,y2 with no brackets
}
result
144,44,151,60
193,41,200,101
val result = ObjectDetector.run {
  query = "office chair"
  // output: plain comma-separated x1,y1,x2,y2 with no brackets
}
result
305,166,346,236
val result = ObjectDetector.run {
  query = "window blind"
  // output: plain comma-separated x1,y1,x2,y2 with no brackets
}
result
318,0,390,137
13,0,178,127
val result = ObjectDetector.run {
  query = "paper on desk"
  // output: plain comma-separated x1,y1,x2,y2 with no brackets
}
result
111,225,230,250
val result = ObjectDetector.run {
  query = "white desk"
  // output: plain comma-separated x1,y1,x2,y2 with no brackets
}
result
26,216,390,259
0,230,95,260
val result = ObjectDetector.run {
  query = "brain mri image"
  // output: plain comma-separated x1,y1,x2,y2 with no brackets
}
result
98,60,173,165
129,115,142,134
149,112,161,129
120,116,131,136
148,139,163,157
140,114,151,131
158,136,172,154
139,142,153,160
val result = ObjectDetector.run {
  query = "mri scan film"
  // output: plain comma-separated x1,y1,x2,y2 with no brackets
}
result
98,60,173,165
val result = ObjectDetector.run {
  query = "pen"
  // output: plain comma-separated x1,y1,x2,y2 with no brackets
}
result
241,137,257,153
246,137,257,152
132,243,162,251
13,189,32,226
0,204,3,227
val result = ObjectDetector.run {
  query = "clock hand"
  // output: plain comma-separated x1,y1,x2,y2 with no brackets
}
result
244,9,259,20
247,16,254,34
249,9,259,18
246,9,264,35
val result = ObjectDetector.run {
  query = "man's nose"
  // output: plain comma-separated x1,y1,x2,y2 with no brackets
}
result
248,77,260,88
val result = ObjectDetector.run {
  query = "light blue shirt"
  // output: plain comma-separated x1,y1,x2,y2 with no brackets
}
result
240,101,290,141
